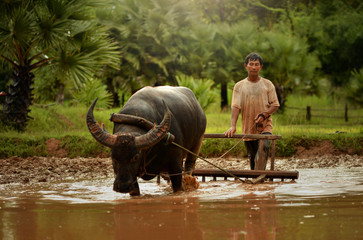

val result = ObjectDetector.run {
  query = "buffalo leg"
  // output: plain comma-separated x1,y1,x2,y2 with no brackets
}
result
170,154,184,192
129,181,140,196
184,137,203,174
170,174,184,192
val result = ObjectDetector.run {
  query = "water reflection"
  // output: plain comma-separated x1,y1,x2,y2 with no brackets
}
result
113,198,204,239
0,167,362,240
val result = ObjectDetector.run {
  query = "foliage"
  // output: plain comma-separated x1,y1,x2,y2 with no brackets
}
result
191,0,248,24
96,0,197,89
0,136,108,158
168,20,260,109
0,95,362,158
293,0,363,88
0,0,119,85
259,30,321,110
176,74,218,110
98,0,361,111
71,78,113,108
201,138,246,157
2,0,362,117
33,66,60,103
0,0,119,130
345,69,363,107
0,137,47,158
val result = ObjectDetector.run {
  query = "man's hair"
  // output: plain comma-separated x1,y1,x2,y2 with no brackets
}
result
244,52,263,65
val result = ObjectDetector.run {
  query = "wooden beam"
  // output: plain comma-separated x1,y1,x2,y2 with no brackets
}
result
192,169,299,180
270,140,276,171
204,133,282,140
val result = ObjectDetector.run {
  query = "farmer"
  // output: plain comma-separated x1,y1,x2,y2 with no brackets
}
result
224,53,280,170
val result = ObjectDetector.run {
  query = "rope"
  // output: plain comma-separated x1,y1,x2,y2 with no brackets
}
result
141,125,259,183
168,122,264,183
141,137,245,182
171,140,247,183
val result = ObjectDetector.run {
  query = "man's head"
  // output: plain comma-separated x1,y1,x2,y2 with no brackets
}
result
244,52,263,66
244,53,263,78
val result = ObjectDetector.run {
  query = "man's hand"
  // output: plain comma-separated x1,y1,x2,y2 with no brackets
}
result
255,112,269,124
255,114,264,124
224,126,236,138
225,106,239,138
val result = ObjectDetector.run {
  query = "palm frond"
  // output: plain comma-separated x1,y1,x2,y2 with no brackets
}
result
176,74,218,110
71,77,113,108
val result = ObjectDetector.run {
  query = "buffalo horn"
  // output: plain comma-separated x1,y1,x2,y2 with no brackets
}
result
87,98,118,148
134,101,171,149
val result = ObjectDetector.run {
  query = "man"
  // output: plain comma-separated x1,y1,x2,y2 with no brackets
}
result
224,53,280,170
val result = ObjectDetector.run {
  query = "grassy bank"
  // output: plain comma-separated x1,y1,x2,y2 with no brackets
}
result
1,99,362,159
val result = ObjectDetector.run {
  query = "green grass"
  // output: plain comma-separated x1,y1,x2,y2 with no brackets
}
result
1,96,362,158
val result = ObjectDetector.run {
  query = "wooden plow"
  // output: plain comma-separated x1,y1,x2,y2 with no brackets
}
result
193,133,299,183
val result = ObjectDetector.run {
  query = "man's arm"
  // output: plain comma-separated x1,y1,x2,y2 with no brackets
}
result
255,105,279,124
224,106,240,137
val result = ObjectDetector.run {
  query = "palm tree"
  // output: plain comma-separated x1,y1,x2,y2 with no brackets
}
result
0,0,119,131
208,22,257,110
185,21,257,110
96,0,197,93
260,31,321,110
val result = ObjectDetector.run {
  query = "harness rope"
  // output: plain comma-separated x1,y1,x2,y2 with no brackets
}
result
115,116,264,183
139,122,266,184
142,132,255,183
171,139,246,183
140,139,245,182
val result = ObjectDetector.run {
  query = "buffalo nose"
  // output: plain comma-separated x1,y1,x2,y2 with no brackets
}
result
113,180,130,193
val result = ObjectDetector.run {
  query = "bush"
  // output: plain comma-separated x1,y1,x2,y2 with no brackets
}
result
71,78,113,108
345,69,363,107
176,74,218,111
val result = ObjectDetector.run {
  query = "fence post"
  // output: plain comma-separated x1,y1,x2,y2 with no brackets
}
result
306,106,311,121
345,104,348,122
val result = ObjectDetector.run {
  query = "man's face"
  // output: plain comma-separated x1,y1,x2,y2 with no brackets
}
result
244,59,263,77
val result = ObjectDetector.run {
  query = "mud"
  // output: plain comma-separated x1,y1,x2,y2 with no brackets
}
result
0,156,112,184
1,153,362,185
2,140,362,240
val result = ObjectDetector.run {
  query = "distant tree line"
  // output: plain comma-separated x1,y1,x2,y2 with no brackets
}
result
1,0,362,131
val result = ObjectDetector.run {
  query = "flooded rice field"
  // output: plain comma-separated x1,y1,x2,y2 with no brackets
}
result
1,156,363,239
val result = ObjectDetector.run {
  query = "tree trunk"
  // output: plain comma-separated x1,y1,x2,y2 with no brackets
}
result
220,82,228,111
2,67,34,131
106,77,120,108
274,84,285,112
55,81,65,104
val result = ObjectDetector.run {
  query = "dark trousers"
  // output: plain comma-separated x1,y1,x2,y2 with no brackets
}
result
244,132,271,170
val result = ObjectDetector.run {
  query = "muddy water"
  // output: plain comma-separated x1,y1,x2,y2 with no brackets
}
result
1,168,363,240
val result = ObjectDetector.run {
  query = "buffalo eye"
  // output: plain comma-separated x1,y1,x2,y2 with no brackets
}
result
130,153,140,163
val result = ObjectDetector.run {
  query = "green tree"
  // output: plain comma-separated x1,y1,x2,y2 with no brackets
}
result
96,0,196,97
71,78,113,108
207,22,258,109
293,0,363,89
190,0,248,24
259,31,321,110
345,69,363,106
176,74,218,110
0,0,119,131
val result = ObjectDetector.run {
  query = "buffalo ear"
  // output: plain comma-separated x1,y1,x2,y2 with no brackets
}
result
110,113,154,130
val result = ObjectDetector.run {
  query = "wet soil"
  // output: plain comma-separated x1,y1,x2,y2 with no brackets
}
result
1,153,362,185
1,138,362,185
0,156,113,184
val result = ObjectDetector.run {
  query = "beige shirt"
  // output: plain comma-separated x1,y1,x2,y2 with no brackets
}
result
231,77,280,139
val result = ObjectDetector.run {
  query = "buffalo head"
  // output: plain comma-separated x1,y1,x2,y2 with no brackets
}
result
86,98,171,196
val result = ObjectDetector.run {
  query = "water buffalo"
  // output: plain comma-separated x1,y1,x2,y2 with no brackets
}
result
87,86,206,195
